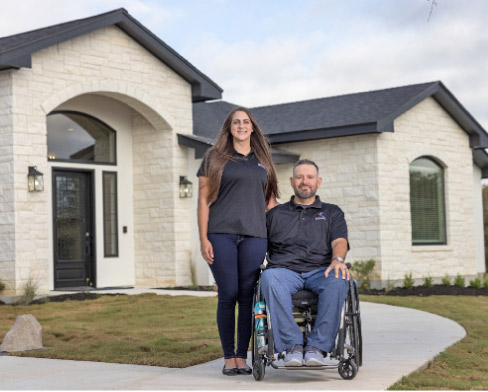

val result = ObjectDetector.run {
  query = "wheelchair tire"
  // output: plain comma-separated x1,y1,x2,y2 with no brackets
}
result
253,360,265,381
338,359,358,380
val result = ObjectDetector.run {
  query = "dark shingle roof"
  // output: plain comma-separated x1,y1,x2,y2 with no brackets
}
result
0,8,222,102
191,81,488,176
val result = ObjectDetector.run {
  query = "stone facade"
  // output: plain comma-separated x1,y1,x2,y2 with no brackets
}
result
0,25,194,296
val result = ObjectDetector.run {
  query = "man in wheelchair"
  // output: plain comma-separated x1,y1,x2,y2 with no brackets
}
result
261,159,350,367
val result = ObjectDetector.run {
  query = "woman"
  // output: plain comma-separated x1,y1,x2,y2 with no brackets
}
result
197,107,279,375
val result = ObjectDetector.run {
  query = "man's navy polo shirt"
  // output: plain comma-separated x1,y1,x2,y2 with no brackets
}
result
197,150,268,238
266,196,348,272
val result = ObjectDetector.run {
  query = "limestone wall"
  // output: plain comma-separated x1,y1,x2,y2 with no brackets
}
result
4,25,193,294
377,97,479,283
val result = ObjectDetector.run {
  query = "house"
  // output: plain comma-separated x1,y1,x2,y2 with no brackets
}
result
0,9,486,297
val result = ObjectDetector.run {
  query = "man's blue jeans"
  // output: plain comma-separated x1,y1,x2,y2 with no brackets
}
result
260,267,349,353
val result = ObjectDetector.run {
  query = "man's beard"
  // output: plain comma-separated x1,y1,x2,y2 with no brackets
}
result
294,186,316,200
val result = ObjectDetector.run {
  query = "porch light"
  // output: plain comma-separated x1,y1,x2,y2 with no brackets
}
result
28,166,44,192
179,176,192,198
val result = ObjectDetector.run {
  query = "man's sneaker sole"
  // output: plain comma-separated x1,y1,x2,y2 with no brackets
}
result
284,358,302,367
304,357,325,366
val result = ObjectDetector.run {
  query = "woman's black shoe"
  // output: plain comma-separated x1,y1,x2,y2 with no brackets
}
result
222,366,238,376
237,367,252,375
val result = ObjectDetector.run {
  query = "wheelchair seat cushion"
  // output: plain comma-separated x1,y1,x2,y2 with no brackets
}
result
292,290,318,307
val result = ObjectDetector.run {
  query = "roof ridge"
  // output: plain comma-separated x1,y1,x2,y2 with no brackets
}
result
0,8,127,53
250,81,440,110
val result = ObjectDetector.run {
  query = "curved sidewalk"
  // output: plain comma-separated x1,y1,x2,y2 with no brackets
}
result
0,300,465,390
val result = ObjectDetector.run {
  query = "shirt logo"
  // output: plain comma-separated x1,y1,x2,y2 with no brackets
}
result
257,162,266,170
315,212,326,221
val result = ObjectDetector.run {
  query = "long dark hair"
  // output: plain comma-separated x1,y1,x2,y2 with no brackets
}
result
202,107,280,204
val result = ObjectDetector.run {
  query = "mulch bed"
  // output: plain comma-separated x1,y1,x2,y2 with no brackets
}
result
360,285,488,297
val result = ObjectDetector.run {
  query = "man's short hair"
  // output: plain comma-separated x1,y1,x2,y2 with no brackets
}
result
293,159,319,175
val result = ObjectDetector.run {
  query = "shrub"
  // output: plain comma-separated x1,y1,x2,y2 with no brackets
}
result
454,274,465,288
441,275,451,286
350,259,376,291
403,273,414,289
422,276,433,288
469,278,482,289
484,278,488,289
0,280,5,294
14,278,39,306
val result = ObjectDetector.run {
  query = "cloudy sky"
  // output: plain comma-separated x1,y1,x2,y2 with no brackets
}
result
1,0,487,130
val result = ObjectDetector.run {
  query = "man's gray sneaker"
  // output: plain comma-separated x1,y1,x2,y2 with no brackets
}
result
284,344,303,367
304,345,326,366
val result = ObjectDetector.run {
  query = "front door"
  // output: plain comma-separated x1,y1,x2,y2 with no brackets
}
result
53,170,95,289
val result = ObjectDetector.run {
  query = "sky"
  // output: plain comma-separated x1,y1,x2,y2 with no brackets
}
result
1,0,487,131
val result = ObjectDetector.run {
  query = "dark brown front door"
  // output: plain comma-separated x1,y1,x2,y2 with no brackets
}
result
53,170,95,289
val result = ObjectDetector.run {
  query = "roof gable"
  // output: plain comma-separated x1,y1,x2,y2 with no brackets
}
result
0,8,222,102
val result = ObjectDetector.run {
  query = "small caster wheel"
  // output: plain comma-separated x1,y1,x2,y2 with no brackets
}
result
338,359,358,380
252,360,265,381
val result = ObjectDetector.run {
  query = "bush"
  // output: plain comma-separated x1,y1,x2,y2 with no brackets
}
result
454,274,465,288
484,278,488,289
14,278,39,306
350,259,376,291
422,276,433,288
469,278,482,289
441,275,451,286
0,280,5,294
403,273,414,289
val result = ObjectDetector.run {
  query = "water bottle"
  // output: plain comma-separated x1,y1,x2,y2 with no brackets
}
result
254,301,267,353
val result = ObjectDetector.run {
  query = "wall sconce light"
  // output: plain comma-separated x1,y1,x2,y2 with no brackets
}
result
179,176,193,198
28,166,44,192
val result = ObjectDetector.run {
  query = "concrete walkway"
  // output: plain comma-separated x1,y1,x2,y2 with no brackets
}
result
0,288,466,390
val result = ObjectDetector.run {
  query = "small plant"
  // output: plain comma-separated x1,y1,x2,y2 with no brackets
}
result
454,274,465,288
14,278,39,305
350,259,376,291
469,278,482,289
422,276,433,288
403,273,414,289
484,277,488,289
441,275,451,286
0,280,5,294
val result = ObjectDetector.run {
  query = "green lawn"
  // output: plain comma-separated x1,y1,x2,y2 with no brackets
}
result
0,293,221,368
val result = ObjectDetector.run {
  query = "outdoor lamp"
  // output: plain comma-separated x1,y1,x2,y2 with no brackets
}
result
28,166,44,192
179,176,192,198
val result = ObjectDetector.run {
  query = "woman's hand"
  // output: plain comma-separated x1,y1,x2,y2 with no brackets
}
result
200,238,215,264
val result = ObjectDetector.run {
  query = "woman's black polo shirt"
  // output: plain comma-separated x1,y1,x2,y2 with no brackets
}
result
266,196,348,272
197,151,268,238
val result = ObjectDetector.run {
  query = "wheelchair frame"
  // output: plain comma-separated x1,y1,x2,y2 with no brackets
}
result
251,265,362,381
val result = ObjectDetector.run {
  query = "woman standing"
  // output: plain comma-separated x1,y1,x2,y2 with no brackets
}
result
197,107,279,375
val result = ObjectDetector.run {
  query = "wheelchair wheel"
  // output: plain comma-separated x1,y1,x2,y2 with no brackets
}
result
338,359,358,380
253,359,265,381
346,279,362,368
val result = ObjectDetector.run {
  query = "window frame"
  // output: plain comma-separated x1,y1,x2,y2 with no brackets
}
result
409,156,447,246
102,171,119,258
47,110,117,166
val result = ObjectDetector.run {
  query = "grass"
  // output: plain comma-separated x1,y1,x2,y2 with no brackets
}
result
0,293,221,368
361,295,488,390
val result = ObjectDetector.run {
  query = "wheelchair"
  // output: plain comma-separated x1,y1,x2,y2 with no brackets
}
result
251,264,362,381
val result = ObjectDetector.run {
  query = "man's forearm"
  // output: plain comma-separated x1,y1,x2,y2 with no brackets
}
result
331,238,348,260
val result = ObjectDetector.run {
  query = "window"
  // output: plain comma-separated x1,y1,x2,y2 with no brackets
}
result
47,111,116,164
103,172,118,257
409,157,446,245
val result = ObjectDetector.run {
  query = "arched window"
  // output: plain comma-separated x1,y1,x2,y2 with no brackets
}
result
47,111,116,164
409,157,446,245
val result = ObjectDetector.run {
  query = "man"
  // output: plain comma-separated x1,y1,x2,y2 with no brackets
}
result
261,159,350,367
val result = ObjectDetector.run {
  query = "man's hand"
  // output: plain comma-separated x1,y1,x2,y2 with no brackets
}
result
325,259,350,280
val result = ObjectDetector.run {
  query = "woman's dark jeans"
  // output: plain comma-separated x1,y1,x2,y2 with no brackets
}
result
207,233,267,359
